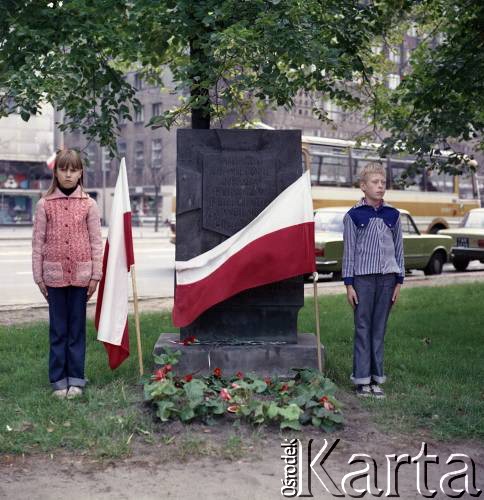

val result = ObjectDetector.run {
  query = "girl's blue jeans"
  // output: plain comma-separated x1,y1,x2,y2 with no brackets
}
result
47,286,87,390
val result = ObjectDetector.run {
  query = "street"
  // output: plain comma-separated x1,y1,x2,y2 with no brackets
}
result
0,231,175,307
1,230,483,308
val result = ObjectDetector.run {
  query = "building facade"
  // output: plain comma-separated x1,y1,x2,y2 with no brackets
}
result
62,70,181,224
0,102,54,224
262,31,420,140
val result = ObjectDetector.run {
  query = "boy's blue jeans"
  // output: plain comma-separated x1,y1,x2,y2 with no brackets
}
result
47,286,87,390
351,274,397,385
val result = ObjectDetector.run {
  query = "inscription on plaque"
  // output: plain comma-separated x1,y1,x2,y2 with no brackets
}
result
202,152,276,236
177,129,303,342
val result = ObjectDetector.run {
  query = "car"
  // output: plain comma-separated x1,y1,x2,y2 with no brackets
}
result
438,208,484,271
314,207,453,279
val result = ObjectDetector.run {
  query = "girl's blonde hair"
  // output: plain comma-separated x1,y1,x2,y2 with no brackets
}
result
359,162,386,183
45,149,85,197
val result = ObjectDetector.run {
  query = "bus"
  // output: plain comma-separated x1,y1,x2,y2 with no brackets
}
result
302,135,481,233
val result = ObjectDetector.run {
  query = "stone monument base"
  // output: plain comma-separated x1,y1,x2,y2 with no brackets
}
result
153,333,325,378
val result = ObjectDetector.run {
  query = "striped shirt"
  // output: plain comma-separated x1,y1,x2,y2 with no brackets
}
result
342,198,405,285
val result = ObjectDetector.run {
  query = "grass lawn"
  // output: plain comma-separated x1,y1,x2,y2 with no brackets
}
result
300,282,484,441
0,283,482,457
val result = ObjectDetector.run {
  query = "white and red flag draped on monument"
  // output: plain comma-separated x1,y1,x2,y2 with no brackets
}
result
95,158,135,369
172,170,315,327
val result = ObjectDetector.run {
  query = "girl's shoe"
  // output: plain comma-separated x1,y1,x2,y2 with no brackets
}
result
356,384,372,397
370,384,385,399
66,386,83,399
52,388,67,399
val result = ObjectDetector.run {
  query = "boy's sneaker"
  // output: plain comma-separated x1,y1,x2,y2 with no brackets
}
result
370,384,385,399
66,386,83,399
356,384,372,398
52,388,67,399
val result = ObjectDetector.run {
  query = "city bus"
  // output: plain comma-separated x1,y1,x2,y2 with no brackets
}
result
302,135,481,233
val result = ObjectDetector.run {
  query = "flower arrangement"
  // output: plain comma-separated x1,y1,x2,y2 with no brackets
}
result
144,347,343,431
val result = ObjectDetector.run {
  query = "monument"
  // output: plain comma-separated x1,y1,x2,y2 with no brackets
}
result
155,129,323,376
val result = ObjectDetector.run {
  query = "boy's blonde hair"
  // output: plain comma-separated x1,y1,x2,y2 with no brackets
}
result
359,162,386,183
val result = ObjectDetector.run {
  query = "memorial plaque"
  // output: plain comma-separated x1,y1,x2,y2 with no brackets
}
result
202,152,277,236
176,129,304,343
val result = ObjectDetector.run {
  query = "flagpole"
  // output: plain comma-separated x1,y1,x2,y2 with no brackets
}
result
130,265,144,376
312,272,323,373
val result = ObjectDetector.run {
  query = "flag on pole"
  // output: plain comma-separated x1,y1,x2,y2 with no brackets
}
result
173,170,315,327
95,158,135,369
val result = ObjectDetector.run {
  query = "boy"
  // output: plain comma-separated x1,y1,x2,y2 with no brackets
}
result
342,163,404,399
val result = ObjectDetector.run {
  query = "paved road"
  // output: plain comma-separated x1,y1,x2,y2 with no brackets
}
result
1,232,483,307
0,235,175,306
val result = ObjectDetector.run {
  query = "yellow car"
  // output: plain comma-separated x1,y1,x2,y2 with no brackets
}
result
439,208,484,271
314,207,453,278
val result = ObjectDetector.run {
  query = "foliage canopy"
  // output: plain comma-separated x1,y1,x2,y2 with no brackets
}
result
1,0,404,152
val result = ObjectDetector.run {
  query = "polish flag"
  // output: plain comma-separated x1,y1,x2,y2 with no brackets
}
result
173,170,315,327
95,158,134,369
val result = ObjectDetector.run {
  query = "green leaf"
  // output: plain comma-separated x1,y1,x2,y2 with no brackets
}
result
278,404,302,422
250,380,267,393
183,379,206,402
312,416,322,427
156,401,175,422
153,348,181,366
281,419,302,431
267,402,279,420
149,380,178,397
179,407,195,422
329,412,344,424
204,398,226,415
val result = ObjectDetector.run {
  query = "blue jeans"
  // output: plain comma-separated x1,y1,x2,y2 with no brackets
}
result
47,286,87,390
351,274,397,385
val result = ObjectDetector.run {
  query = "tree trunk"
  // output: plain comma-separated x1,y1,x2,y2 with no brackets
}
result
189,38,211,129
191,104,210,129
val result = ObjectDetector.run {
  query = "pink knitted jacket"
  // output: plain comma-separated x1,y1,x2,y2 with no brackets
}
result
32,186,103,287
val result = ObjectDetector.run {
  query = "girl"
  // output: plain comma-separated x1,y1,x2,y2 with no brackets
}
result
32,149,103,399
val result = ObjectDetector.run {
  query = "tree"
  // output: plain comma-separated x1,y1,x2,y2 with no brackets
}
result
0,0,409,153
149,156,171,233
373,0,483,176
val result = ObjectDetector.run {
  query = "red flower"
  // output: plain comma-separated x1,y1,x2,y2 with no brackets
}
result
213,367,222,378
231,382,240,389
236,371,244,380
280,383,289,392
164,364,172,373
183,374,193,382
219,388,231,401
319,396,334,411
264,377,272,386
153,368,165,381
182,335,197,346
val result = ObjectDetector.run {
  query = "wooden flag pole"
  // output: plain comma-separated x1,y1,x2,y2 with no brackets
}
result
312,272,323,373
130,265,144,376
